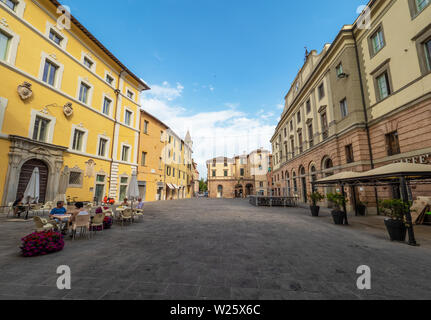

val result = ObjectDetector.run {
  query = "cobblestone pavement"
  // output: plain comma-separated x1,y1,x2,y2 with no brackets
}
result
0,198,430,300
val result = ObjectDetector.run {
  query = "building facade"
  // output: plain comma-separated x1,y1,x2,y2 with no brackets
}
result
163,129,194,200
0,0,149,205
271,0,431,211
192,161,200,196
137,110,168,202
206,149,271,199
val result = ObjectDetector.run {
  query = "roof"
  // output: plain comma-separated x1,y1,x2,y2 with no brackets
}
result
49,0,150,91
140,110,169,129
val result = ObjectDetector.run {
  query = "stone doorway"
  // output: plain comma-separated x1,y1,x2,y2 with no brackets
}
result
16,159,49,203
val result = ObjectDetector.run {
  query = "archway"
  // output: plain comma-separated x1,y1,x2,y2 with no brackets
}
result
245,184,254,196
299,166,307,203
322,156,335,196
292,171,298,197
235,184,243,198
217,185,223,198
17,159,49,203
286,171,291,196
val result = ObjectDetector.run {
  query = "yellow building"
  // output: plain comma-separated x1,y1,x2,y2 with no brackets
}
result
0,0,149,205
137,110,168,202
163,129,194,200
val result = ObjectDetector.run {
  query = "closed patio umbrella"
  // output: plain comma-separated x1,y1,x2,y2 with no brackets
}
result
23,167,40,220
56,166,70,205
127,172,140,209
24,167,40,204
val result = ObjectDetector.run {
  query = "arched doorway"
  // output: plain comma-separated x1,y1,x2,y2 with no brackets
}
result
217,185,223,198
310,165,317,192
322,156,335,196
292,171,298,197
299,166,307,203
235,184,243,198
17,159,49,203
286,172,291,196
246,184,254,196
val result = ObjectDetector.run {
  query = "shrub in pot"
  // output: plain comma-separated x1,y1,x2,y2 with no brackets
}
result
20,231,65,257
309,191,324,217
327,193,348,225
379,199,410,242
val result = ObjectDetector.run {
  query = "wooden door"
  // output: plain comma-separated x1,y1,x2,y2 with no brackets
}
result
17,159,49,203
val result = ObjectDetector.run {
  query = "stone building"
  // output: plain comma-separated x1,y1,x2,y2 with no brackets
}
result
271,0,431,212
206,149,271,198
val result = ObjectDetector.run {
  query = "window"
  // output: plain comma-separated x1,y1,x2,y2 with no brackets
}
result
308,124,314,147
69,171,83,187
106,74,114,85
345,144,354,164
306,99,311,114
42,60,58,86
72,129,85,151
173,168,176,177
321,112,328,139
159,157,162,170
160,131,164,141
386,131,401,156
290,120,293,131
298,131,303,153
49,29,63,46
290,138,295,157
318,83,325,100
340,98,348,118
119,176,129,201
1,0,17,11
125,110,132,126
79,82,90,104
98,138,108,157
416,0,430,11
297,111,301,123
32,116,50,142
425,38,431,72
141,152,147,166
336,63,343,76
224,170,228,177
212,170,216,177
0,31,10,61
371,28,385,55
121,145,130,162
143,120,149,134
240,168,245,176
102,97,111,116
127,90,134,100
83,57,93,69
376,72,391,100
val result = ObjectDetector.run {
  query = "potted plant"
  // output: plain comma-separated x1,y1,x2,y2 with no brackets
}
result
309,191,324,217
327,192,348,225
356,200,367,216
379,199,410,242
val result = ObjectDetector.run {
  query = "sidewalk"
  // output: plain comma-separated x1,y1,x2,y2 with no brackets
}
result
299,204,431,248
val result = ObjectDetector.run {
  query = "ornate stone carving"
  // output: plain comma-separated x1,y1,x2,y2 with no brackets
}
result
17,82,33,101
29,147,52,156
63,102,73,117
85,159,96,178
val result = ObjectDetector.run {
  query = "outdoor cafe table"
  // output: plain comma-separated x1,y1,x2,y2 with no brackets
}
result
52,214,72,231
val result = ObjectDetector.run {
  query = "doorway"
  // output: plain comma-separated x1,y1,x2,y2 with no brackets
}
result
17,159,48,203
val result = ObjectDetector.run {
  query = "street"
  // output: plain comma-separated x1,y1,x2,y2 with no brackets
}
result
0,198,430,300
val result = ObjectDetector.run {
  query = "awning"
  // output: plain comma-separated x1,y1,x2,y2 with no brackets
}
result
173,184,180,189
315,172,364,184
167,183,175,189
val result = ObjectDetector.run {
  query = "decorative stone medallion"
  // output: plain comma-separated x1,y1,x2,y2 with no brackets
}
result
63,102,73,117
17,82,33,101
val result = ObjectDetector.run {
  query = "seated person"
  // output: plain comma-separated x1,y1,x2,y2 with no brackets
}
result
121,198,130,207
136,198,144,210
50,201,68,233
13,194,25,218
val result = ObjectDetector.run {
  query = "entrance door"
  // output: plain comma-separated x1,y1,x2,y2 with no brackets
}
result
301,177,308,203
95,184,105,203
139,185,146,201
217,185,223,198
17,159,48,203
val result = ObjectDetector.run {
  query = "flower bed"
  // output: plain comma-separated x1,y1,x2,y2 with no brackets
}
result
21,231,65,257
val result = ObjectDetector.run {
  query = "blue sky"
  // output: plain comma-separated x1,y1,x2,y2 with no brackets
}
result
63,0,365,176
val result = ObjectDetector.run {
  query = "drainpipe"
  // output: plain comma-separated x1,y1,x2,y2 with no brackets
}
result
108,69,126,199
352,30,380,215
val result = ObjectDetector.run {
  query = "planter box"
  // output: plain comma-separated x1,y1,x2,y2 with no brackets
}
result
331,210,345,225
310,206,320,217
384,219,407,242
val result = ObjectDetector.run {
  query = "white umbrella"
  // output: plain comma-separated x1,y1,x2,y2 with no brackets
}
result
127,172,140,208
24,167,40,204
56,166,70,205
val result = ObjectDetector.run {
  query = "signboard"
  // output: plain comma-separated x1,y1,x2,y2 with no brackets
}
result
393,153,431,165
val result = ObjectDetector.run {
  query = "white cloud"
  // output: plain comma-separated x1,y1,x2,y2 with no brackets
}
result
141,82,277,178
